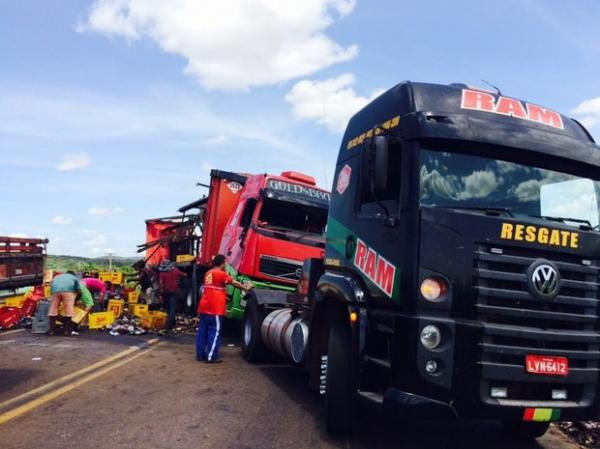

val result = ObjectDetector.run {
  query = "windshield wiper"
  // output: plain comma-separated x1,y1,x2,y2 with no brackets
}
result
527,215,593,229
430,205,513,217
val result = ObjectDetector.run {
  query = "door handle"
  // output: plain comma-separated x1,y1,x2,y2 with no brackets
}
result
345,235,356,259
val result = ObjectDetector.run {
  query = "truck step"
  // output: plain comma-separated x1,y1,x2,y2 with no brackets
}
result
363,355,391,369
357,390,384,405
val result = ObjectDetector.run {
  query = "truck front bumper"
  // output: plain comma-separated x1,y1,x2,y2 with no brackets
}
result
383,313,600,422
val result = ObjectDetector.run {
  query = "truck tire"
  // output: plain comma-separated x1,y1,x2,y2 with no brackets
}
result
502,421,549,440
325,318,354,434
241,295,268,363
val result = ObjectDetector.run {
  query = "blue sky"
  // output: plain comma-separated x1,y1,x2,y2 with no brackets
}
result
1,0,600,257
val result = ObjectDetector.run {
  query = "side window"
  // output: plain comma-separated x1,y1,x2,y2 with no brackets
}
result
358,142,402,216
239,198,258,228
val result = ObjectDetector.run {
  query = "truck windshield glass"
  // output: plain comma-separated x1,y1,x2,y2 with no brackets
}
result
419,148,600,228
258,198,328,235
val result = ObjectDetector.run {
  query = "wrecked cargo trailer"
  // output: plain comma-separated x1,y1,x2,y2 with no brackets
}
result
139,169,330,319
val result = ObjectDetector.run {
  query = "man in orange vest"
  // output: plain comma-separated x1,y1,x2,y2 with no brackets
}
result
196,254,253,363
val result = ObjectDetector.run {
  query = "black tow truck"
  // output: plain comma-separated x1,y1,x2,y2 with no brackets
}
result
240,81,600,439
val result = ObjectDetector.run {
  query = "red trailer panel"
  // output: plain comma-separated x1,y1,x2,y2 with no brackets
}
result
198,171,248,266
0,237,48,290
145,221,174,266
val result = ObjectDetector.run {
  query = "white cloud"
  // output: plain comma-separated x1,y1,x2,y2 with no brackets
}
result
285,74,383,133
459,170,499,200
88,207,126,216
56,152,90,171
204,134,229,145
81,230,108,247
571,96,600,129
78,0,358,90
514,179,542,202
50,216,72,225
0,86,306,159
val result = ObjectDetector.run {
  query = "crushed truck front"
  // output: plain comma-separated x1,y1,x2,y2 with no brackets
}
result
220,171,330,319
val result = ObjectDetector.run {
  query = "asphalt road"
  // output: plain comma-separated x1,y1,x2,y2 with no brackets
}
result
0,329,582,449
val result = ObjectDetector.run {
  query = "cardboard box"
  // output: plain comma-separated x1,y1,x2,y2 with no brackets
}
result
88,311,115,329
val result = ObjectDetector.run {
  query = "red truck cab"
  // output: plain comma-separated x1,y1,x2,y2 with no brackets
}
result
219,171,329,287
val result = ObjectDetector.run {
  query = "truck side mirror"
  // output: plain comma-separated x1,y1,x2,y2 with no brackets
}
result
361,136,390,195
372,136,389,194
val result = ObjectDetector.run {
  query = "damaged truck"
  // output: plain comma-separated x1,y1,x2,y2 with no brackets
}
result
240,81,600,439
141,169,330,320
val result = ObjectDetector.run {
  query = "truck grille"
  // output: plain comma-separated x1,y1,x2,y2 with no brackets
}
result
259,255,302,282
473,243,600,404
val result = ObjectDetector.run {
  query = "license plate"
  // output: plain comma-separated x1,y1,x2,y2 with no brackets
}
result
525,355,569,376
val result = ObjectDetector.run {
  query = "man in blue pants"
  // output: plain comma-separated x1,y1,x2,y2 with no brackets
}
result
196,255,253,363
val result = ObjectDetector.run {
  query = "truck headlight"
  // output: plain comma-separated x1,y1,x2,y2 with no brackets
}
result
420,277,448,302
420,324,441,350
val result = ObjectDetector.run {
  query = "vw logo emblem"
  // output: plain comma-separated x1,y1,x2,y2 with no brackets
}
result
526,260,561,300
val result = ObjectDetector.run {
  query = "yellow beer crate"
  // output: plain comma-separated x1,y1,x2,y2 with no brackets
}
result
107,299,124,318
141,311,167,330
88,311,115,329
176,254,196,263
99,271,124,284
58,305,88,325
3,295,26,307
129,303,148,318
127,291,140,303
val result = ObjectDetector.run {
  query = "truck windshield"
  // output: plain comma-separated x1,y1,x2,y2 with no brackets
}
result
419,148,600,229
258,198,328,235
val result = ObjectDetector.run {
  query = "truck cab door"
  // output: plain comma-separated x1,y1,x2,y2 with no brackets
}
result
351,136,404,303
224,198,258,269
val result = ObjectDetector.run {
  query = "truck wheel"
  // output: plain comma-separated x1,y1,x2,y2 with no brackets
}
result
502,421,549,440
241,296,267,363
325,318,354,434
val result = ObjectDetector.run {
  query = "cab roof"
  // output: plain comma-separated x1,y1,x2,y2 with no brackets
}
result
339,81,600,173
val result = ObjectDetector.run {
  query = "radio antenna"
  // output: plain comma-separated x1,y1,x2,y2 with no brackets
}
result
481,79,502,96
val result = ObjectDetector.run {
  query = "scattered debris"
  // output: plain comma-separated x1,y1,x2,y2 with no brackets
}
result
557,422,600,448
171,315,199,335
106,316,147,336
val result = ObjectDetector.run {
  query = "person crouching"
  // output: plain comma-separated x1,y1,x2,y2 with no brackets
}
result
196,255,253,363
48,271,82,336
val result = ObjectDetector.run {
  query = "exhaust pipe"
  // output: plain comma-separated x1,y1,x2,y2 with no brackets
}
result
261,308,309,364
